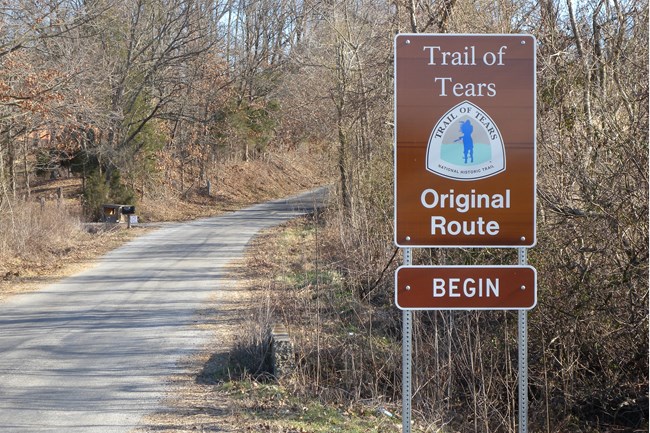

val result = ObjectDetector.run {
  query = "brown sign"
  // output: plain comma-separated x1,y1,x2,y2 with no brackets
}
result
395,266,536,310
394,34,536,247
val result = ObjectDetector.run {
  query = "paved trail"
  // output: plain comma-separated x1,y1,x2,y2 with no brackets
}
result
0,188,327,432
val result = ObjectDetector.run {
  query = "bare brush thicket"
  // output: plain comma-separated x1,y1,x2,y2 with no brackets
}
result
266,1,648,432
0,201,84,274
0,0,646,431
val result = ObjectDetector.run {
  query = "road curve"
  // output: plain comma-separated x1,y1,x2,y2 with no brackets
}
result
0,187,328,433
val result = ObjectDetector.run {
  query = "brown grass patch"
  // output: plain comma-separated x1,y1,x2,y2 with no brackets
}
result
0,200,146,300
0,149,332,301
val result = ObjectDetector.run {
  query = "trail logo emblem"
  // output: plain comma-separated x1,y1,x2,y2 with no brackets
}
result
426,101,505,181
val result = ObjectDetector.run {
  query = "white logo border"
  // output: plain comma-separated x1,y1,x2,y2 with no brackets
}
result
425,100,506,181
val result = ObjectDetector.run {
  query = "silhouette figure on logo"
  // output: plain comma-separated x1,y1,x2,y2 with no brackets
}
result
454,119,474,164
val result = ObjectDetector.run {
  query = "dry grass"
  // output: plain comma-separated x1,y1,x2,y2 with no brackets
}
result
0,149,333,300
133,219,404,433
138,151,332,223
0,200,145,300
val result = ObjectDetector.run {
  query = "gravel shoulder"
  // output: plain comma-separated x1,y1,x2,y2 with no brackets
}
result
130,268,252,433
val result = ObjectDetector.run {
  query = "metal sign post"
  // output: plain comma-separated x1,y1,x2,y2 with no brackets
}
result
518,247,528,433
402,247,412,433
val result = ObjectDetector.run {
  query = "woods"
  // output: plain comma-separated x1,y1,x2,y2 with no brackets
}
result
0,0,647,431
0,0,306,210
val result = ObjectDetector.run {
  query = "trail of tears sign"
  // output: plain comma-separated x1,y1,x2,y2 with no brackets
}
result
394,34,536,247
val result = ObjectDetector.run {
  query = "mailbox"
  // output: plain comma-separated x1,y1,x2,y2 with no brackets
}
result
101,204,136,223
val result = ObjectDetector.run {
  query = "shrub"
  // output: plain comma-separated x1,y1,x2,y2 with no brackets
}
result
83,169,135,221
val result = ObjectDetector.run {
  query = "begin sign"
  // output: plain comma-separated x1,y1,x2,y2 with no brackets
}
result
394,34,536,247
395,265,537,310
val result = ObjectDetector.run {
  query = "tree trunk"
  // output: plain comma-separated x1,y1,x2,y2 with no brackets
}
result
337,107,350,212
22,137,30,198
567,0,594,133
8,140,16,199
